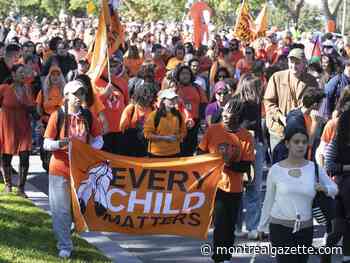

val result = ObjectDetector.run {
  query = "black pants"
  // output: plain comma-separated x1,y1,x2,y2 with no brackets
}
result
181,120,200,157
269,223,313,263
212,189,242,262
102,132,123,154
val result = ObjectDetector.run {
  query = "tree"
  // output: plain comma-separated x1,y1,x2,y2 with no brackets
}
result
320,0,342,32
273,0,305,29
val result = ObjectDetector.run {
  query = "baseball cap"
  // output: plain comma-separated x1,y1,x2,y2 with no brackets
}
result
158,89,178,100
287,48,305,60
64,80,84,95
214,81,227,94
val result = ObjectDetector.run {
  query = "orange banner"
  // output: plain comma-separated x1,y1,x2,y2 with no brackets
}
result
69,139,224,240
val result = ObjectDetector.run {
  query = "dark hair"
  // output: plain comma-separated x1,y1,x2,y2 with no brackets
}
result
214,67,230,83
132,82,154,107
127,45,140,59
5,44,20,56
284,126,309,141
23,41,35,48
11,63,24,73
48,36,63,51
302,88,325,108
188,57,200,67
174,64,195,84
335,85,350,114
235,73,262,104
75,74,94,107
335,104,350,160
223,94,244,115
154,100,183,130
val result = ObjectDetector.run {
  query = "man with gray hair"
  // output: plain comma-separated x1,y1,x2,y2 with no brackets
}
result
264,48,318,151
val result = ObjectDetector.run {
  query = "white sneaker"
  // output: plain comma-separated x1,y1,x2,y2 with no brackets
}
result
58,249,71,258
247,230,258,240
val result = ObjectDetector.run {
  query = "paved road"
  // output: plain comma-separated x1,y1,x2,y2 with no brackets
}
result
16,155,344,263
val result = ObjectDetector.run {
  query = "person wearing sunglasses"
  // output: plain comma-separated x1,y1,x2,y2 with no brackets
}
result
205,80,231,125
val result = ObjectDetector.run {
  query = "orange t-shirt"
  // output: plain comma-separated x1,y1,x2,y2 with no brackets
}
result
230,50,244,67
321,118,338,144
236,58,253,75
44,110,102,178
166,57,183,71
95,72,129,105
36,86,63,119
176,85,208,120
199,124,255,193
98,90,126,133
119,104,153,132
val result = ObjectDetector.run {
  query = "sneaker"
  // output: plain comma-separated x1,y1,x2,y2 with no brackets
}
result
58,249,71,258
247,230,258,240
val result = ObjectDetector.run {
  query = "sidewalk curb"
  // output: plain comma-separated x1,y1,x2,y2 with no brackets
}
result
25,181,143,263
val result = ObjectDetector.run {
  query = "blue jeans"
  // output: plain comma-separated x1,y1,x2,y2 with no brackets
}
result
236,141,264,231
49,174,73,252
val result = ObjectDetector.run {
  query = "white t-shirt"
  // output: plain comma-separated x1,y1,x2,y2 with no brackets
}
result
258,161,338,233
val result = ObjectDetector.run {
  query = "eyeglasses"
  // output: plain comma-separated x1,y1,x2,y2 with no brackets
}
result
245,52,253,55
218,75,227,79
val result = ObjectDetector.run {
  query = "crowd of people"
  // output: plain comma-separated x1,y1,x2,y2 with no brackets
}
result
0,12,350,263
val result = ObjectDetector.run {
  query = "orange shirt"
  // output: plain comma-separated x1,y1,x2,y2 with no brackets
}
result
153,58,167,85
144,111,187,156
36,85,63,118
44,110,102,178
321,118,338,144
230,50,244,67
236,58,253,75
95,72,129,105
199,124,255,193
98,90,126,133
166,57,183,71
119,104,153,132
176,85,208,120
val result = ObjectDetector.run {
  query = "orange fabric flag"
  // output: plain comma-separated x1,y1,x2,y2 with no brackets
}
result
87,0,122,83
233,0,255,42
189,1,212,49
254,4,268,39
69,139,224,240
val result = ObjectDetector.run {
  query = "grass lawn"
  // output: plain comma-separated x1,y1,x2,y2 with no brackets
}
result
0,184,112,263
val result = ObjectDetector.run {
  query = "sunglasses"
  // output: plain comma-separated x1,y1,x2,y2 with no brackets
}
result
218,75,227,78
216,91,228,96
245,52,253,55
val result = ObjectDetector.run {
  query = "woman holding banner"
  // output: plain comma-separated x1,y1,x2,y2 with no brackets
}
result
198,95,255,263
43,80,103,259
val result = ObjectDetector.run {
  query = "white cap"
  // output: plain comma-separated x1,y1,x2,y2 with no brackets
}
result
64,80,84,95
158,89,178,100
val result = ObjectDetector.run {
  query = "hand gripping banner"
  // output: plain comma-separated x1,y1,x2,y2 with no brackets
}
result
69,139,224,240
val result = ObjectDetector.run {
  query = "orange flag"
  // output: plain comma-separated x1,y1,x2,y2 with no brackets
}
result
254,4,268,38
87,0,122,83
189,1,212,49
233,0,255,42
69,139,224,240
